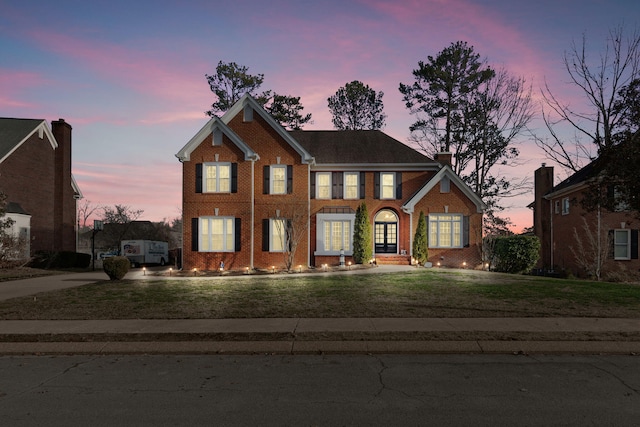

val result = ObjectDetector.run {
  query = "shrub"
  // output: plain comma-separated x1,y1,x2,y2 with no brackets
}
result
352,202,372,264
103,256,130,280
75,252,91,268
492,235,540,274
29,251,93,269
412,211,428,265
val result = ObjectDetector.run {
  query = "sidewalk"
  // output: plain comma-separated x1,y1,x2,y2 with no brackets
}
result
0,268,639,355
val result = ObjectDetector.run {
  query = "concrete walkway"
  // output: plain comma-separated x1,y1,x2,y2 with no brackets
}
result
1,267,639,355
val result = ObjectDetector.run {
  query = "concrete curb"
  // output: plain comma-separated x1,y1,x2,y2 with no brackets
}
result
1,340,639,356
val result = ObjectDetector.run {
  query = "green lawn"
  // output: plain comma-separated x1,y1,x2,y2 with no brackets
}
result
1,269,639,320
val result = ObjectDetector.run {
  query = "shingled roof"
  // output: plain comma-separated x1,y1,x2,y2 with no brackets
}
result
0,118,47,162
288,130,433,165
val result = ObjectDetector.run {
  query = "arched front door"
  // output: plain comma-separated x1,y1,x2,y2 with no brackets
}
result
374,209,398,254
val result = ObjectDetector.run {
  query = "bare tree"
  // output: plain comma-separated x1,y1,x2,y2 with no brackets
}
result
536,25,640,172
273,202,308,272
569,215,609,280
77,199,102,230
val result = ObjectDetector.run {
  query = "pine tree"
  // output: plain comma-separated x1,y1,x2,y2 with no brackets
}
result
412,211,428,265
352,202,372,264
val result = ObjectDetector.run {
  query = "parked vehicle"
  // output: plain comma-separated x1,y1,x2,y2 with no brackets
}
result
121,240,168,267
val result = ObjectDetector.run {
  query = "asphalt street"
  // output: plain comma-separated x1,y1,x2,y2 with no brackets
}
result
1,354,639,426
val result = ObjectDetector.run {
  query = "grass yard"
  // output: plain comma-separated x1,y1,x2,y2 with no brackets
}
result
1,269,639,320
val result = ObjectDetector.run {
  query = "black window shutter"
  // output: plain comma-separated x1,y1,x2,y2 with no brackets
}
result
287,165,293,194
191,218,199,251
396,172,403,200
359,172,365,199
262,219,270,251
332,172,343,199
235,218,241,251
310,172,316,199
608,230,614,259
231,163,238,193
195,163,203,193
374,172,380,199
463,216,470,247
632,230,638,259
286,219,293,251
263,166,270,194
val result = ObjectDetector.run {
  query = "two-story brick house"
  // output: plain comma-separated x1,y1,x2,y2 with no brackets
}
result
0,118,82,256
176,95,485,271
532,161,639,279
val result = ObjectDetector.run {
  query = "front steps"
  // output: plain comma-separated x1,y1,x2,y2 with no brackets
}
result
374,255,412,265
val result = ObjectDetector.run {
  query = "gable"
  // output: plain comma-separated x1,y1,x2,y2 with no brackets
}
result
223,94,314,164
0,118,57,164
402,166,485,213
175,116,259,162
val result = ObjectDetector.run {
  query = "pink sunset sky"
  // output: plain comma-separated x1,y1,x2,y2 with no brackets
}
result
1,0,638,231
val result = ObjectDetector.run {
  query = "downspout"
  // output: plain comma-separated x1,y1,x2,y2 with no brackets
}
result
250,158,255,270
597,203,601,279
549,199,554,270
307,163,311,267
408,212,413,257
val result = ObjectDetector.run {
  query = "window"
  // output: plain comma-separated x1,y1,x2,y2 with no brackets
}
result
554,200,560,214
381,172,395,199
270,218,287,252
199,217,234,252
316,172,331,199
429,214,462,248
203,163,231,193
324,220,350,252
344,172,359,199
271,166,286,194
614,229,631,260
315,213,355,255
562,197,570,215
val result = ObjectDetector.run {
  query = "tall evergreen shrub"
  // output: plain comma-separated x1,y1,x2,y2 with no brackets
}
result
352,202,372,264
412,211,428,264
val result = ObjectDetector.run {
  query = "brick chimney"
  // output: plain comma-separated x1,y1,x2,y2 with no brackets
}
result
434,152,452,167
51,119,76,251
533,163,554,269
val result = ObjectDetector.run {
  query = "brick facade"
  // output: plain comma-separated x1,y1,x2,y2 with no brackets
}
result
178,95,484,272
0,119,78,255
532,164,640,278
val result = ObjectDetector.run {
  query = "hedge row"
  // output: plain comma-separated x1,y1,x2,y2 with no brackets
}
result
29,251,92,269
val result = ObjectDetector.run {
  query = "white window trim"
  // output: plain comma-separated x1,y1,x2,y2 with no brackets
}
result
270,165,287,195
561,197,570,215
428,213,463,248
380,172,395,200
343,172,359,199
316,172,332,199
203,162,231,193
199,216,235,252
554,200,560,214
270,218,287,253
314,213,355,256
614,229,631,260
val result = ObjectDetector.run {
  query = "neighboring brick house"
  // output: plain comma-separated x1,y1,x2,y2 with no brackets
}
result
0,118,82,256
532,161,639,278
176,95,485,271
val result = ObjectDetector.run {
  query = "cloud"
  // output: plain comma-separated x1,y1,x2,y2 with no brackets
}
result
20,29,211,124
74,161,181,221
